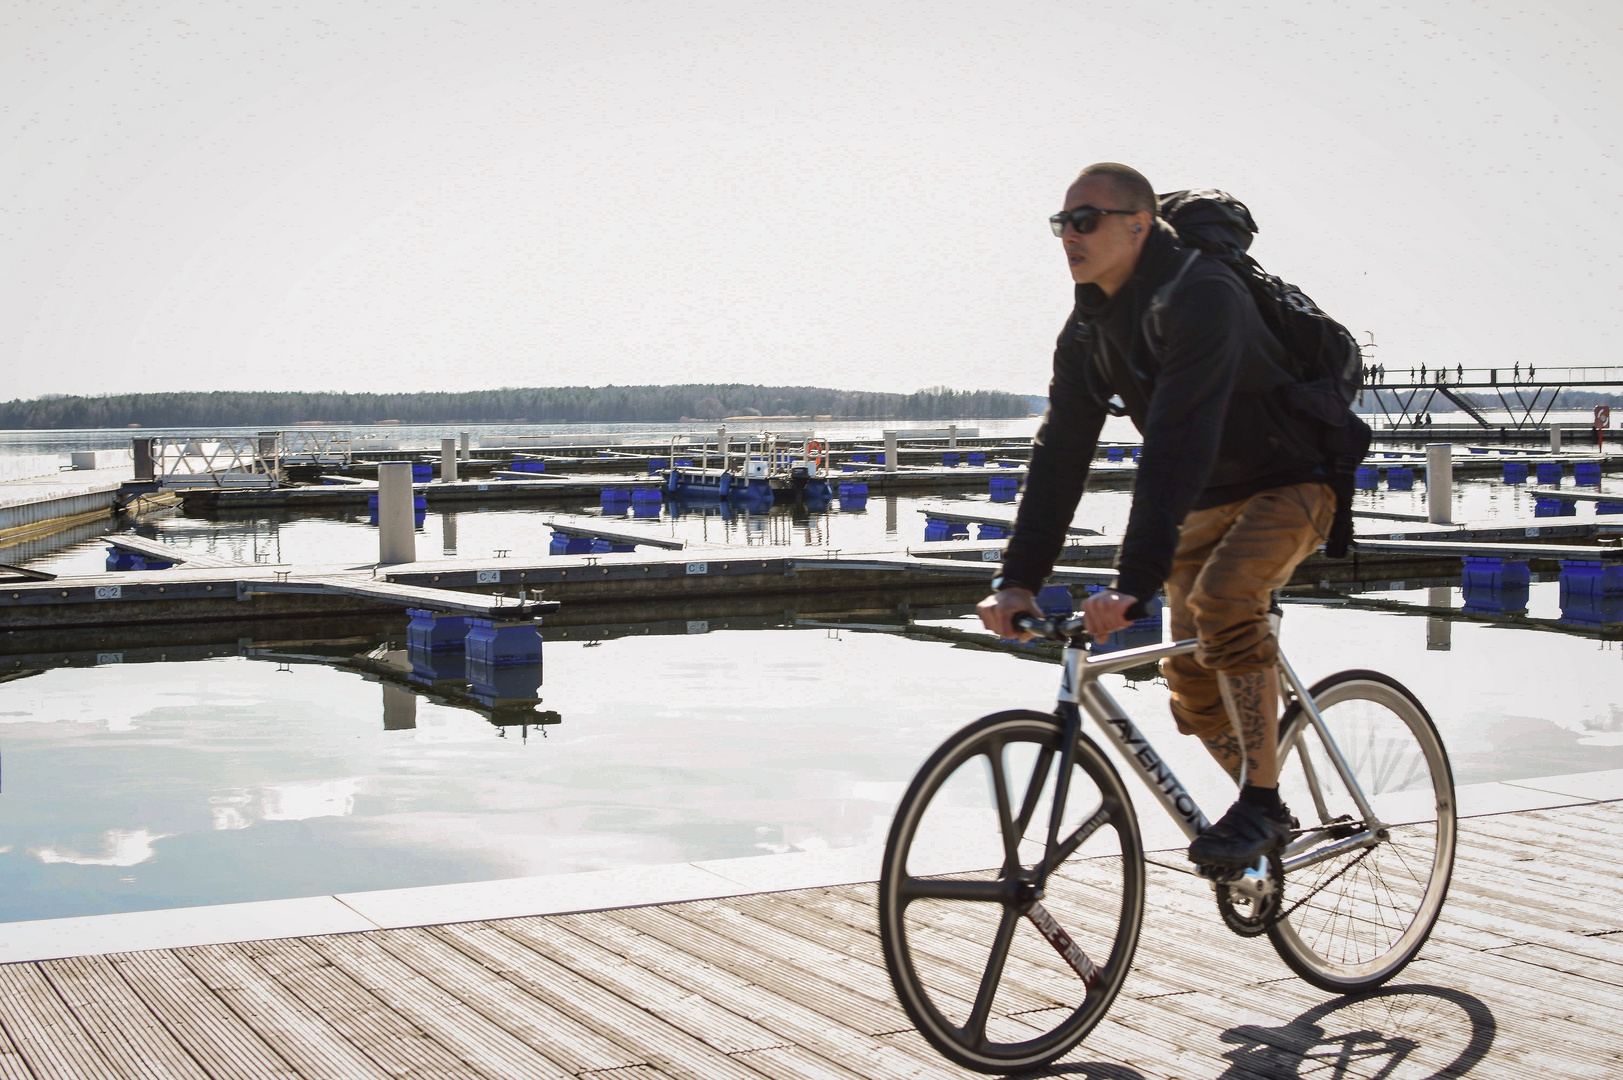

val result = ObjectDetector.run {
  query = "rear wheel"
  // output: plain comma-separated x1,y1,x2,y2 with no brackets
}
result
1270,670,1456,992
878,710,1144,1073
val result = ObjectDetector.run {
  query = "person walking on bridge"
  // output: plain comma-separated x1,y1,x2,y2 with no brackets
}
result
978,162,1343,871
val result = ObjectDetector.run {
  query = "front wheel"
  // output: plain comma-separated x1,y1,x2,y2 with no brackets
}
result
878,710,1144,1074
1270,670,1456,992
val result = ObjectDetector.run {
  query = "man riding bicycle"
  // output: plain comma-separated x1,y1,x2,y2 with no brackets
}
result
978,162,1336,872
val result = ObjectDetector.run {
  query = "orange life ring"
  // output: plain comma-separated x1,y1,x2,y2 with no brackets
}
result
806,439,827,472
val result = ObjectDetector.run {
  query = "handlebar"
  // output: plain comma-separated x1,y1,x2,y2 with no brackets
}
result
1012,612,1091,643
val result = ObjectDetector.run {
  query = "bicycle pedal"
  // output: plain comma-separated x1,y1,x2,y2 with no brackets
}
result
1194,862,1245,885
1213,853,1284,938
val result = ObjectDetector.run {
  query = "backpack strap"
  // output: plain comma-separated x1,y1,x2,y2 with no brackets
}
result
1140,249,1201,357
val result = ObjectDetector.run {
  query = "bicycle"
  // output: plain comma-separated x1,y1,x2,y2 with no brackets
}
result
878,612,1456,1074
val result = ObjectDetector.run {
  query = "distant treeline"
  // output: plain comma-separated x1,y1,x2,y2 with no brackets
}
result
0,385,1034,430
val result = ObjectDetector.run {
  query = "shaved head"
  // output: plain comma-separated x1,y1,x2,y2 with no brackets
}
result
1058,164,1157,294
1072,162,1157,217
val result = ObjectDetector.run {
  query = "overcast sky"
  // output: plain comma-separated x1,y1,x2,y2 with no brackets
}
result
3,0,1620,400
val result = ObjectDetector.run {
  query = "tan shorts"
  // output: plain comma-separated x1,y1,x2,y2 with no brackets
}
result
1159,482,1335,741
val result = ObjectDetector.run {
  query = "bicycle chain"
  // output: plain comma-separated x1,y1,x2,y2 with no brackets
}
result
1215,821,1378,936
1279,845,1375,920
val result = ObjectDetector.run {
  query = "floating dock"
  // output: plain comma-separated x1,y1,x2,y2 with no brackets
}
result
6,423,1621,544
5,512,1620,633
0,463,155,545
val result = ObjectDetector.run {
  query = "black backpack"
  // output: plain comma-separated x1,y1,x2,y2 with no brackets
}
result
1148,189,1371,557
1153,189,1363,408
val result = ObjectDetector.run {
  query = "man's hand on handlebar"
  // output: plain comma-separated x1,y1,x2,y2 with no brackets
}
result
977,587,1043,640
1080,588,1139,643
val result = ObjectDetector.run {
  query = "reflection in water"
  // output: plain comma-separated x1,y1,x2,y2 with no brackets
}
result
260,778,359,821
441,511,458,555
0,583,1617,921
33,828,169,867
1426,586,1451,651
381,684,417,730
244,631,559,738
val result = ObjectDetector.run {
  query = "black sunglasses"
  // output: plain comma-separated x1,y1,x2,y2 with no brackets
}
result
1048,207,1140,236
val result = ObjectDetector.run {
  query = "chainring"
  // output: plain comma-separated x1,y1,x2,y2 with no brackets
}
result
1213,852,1284,937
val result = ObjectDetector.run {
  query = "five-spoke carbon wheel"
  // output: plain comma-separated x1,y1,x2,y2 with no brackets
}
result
878,710,1145,1074
1271,670,1456,992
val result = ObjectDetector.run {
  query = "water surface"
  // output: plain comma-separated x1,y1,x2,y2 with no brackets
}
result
0,594,1615,923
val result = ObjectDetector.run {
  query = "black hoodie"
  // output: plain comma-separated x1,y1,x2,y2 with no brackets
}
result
998,220,1326,608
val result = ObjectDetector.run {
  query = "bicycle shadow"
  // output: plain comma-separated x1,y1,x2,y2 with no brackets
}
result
1016,1063,1146,1080
1016,985,1493,1079
1213,985,1495,1079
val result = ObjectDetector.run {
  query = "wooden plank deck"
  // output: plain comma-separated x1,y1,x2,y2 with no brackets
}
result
0,800,1617,1078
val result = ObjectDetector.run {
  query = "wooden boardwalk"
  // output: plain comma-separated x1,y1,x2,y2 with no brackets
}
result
0,801,1618,1079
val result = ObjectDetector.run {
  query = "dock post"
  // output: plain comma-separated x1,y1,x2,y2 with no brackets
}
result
1426,443,1453,524
378,462,417,564
459,431,470,460
1550,425,1563,453
884,429,898,473
132,437,155,482
440,438,458,482
948,424,957,449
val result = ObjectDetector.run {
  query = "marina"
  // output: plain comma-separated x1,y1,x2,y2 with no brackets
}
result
3,419,1621,629
3,416,1622,1080
10,3,1623,1073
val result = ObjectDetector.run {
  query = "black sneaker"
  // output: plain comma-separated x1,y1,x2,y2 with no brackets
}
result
1188,799,1295,871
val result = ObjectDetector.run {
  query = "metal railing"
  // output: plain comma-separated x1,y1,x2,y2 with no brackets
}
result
1360,364,1623,388
142,436,280,489
276,428,352,466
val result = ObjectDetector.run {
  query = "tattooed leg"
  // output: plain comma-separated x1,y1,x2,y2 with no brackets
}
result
1216,668,1281,788
1201,729,1245,784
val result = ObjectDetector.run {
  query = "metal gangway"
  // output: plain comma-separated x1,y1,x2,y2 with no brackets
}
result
1358,363,1623,431
134,435,281,489
276,428,352,467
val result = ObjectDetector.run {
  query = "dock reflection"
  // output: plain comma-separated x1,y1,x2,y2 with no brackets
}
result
242,638,559,738
2,565,1615,743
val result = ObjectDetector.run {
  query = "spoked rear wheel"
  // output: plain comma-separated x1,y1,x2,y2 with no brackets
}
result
1271,670,1456,992
878,710,1144,1074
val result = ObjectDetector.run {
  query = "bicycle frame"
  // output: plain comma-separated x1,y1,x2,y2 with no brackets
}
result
1054,637,1386,875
